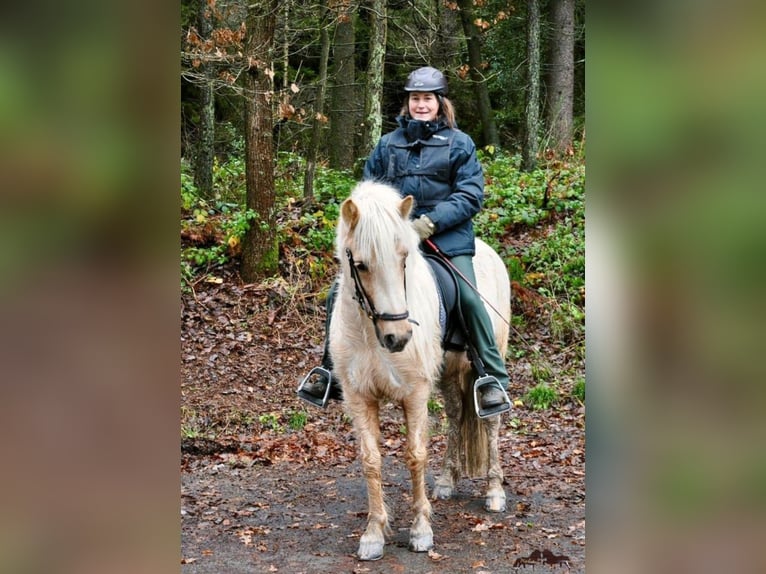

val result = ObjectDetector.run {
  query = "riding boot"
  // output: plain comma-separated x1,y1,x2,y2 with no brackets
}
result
297,281,343,407
450,255,512,417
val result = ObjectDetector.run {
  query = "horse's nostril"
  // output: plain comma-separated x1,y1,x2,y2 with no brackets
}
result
383,331,412,353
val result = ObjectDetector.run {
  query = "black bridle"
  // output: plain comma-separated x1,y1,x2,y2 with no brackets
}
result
345,248,417,325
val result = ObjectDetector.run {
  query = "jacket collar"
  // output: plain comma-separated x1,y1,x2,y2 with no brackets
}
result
396,115,449,142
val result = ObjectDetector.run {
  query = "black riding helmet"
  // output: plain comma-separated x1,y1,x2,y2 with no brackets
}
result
404,66,448,96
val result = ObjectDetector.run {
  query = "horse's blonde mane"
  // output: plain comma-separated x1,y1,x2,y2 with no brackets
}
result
338,181,417,263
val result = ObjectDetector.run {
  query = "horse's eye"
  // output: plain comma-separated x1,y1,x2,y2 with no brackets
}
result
356,262,368,272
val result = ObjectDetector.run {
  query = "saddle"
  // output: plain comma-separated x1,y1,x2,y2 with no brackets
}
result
424,253,468,351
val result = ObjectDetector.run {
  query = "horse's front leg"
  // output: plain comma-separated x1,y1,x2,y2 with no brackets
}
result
483,416,507,512
349,397,389,561
403,393,434,553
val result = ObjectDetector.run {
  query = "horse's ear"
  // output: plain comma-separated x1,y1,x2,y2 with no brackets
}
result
341,198,359,230
399,195,414,219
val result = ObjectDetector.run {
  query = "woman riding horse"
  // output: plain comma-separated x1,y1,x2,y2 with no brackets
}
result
298,66,511,416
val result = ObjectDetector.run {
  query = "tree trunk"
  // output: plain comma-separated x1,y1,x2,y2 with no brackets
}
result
361,0,387,157
433,0,461,72
329,5,357,170
240,0,279,282
304,0,331,202
523,0,541,172
194,0,215,199
455,0,498,147
547,0,574,156
281,0,290,88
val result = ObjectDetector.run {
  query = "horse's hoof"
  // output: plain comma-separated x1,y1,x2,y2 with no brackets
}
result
357,540,384,561
485,495,507,513
408,532,434,553
432,484,453,500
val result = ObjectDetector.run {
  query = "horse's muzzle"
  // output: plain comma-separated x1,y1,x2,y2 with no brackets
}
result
381,330,412,353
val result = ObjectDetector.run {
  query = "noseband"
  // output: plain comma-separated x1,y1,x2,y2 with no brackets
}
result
346,248,417,325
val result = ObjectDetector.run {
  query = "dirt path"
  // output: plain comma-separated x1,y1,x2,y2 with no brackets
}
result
182,445,584,573
181,270,585,573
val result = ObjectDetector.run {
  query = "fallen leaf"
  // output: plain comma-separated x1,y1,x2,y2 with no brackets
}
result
427,548,446,561
238,531,252,546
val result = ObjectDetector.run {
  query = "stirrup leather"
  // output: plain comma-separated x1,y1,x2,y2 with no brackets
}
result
473,375,511,419
297,366,333,408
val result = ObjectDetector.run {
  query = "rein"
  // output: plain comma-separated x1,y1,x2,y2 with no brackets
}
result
345,248,418,325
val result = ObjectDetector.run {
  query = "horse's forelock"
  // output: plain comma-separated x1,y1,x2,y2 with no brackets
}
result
341,182,415,263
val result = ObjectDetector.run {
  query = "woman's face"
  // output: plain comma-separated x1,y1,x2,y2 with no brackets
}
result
408,92,439,122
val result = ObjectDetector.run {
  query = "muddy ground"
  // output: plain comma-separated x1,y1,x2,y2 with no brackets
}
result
180,264,585,573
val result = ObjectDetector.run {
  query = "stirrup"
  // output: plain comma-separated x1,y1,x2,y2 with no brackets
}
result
297,366,333,408
473,375,511,419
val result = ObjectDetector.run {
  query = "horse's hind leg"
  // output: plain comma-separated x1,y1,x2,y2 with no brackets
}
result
403,394,433,553
433,371,463,500
483,415,507,512
350,398,389,561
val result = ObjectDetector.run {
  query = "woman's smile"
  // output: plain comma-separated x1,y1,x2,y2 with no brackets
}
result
408,92,439,122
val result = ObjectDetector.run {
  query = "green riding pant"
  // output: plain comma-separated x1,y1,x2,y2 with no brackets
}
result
449,255,510,389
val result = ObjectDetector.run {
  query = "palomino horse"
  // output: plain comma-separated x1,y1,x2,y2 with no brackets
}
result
329,181,511,561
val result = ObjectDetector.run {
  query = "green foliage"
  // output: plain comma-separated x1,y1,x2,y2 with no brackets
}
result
181,406,209,439
549,298,586,344
258,412,283,432
474,150,585,358
274,151,307,200
427,396,444,414
530,359,553,384
572,378,585,403
181,155,258,289
182,244,227,268
524,383,560,410
281,165,356,276
287,410,308,431
181,168,197,210
212,153,246,204
523,216,585,305
475,151,584,248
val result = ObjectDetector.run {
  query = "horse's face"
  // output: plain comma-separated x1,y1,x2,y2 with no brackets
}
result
340,192,415,353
